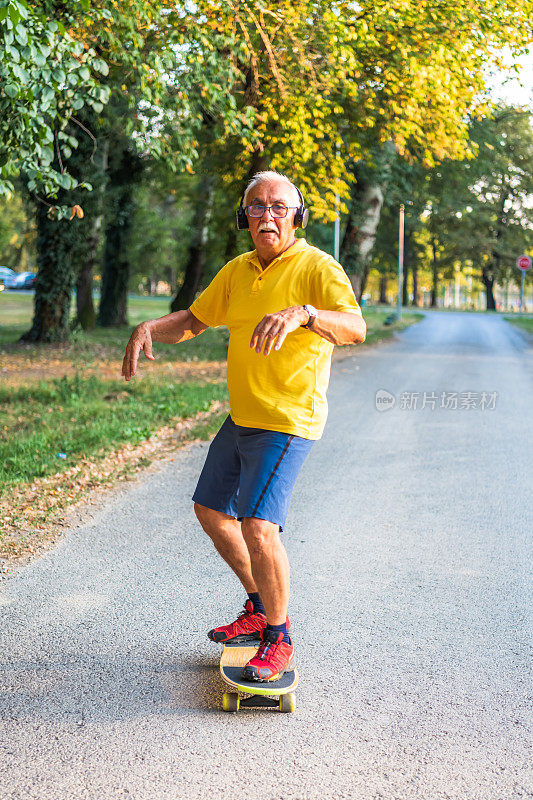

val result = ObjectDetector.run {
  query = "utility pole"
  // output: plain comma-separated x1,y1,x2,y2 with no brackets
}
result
334,202,340,262
334,142,340,262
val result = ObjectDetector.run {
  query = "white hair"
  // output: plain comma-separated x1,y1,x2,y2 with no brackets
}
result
243,171,300,206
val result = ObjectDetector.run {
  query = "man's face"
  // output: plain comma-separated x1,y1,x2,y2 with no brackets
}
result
245,179,300,264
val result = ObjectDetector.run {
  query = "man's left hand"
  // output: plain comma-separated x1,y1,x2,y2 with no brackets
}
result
250,306,308,355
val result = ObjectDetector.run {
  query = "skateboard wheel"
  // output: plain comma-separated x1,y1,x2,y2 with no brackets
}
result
279,693,296,713
222,692,240,712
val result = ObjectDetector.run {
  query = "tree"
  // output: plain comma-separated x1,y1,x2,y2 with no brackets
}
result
331,0,532,287
415,108,533,310
97,129,143,326
458,109,533,309
0,0,109,205
17,0,251,339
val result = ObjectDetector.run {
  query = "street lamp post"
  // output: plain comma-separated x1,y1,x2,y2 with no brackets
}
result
397,203,405,321
334,199,340,262
334,142,340,262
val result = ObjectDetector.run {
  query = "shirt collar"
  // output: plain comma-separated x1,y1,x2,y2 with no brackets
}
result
247,238,308,271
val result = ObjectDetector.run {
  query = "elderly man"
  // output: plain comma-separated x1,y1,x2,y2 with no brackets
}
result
122,171,366,681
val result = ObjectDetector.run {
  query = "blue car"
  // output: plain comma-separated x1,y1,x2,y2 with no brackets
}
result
0,266,15,291
4,271,37,290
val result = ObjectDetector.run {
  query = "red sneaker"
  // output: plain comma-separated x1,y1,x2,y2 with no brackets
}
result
208,600,266,643
242,629,294,681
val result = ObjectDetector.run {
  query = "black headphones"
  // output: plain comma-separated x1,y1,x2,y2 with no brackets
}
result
236,185,309,230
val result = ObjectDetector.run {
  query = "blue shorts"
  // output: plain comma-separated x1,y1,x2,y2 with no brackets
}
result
192,416,314,531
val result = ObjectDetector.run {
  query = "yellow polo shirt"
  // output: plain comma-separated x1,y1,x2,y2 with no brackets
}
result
189,239,362,439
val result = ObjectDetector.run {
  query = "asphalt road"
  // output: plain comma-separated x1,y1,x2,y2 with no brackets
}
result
1,310,531,800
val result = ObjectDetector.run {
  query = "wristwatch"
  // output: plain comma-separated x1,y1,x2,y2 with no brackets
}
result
301,304,318,329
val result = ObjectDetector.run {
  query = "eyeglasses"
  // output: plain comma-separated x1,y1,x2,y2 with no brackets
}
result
245,204,298,219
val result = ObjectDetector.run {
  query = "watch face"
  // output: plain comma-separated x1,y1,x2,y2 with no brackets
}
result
304,305,317,327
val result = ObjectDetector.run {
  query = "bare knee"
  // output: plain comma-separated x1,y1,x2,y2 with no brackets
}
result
241,517,279,558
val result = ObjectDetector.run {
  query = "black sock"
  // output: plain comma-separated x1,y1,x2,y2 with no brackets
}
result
247,592,265,614
266,621,291,645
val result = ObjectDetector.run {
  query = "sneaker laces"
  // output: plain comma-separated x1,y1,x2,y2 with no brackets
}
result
237,603,253,621
257,640,276,661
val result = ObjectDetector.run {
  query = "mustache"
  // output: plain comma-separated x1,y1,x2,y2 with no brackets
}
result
258,224,278,232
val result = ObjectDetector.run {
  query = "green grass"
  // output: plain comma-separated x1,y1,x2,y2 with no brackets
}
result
0,372,228,491
0,289,35,327
504,315,533,335
362,308,424,343
0,292,230,361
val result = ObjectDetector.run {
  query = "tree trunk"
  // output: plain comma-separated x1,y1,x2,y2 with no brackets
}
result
98,140,143,327
379,275,388,304
402,231,412,306
340,178,384,303
21,199,79,342
412,262,419,306
482,192,506,312
482,265,497,310
21,111,105,342
75,139,109,330
430,238,439,308
76,259,96,330
340,145,396,302
223,226,238,264
402,262,409,306
171,174,215,311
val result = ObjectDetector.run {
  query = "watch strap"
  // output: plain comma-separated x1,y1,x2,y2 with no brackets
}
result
301,304,317,329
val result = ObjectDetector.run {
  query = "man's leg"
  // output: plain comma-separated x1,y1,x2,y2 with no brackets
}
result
195,503,270,642
241,517,289,625
194,503,257,593
240,516,293,681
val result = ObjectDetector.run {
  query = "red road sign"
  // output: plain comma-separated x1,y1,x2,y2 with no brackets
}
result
517,255,532,270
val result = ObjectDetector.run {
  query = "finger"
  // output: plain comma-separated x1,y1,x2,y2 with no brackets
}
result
252,327,268,353
143,340,155,361
250,323,262,350
122,345,134,381
263,337,276,356
130,346,140,378
261,324,283,355
256,330,272,353
274,330,288,351
263,329,281,356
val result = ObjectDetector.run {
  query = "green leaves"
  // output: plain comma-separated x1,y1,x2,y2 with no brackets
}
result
0,0,114,200
14,23,27,46
92,58,109,76
3,83,19,98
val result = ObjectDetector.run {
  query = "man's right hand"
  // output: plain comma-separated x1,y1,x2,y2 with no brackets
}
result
122,323,155,381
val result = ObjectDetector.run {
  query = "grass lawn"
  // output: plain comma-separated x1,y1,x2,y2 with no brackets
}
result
504,315,533,335
0,291,229,361
1,374,227,490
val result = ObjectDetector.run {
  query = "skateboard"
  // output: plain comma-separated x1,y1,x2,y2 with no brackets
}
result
219,636,298,712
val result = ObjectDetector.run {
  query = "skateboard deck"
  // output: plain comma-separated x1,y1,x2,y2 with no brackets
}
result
219,636,298,712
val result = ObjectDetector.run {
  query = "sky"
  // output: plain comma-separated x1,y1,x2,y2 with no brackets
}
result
487,48,533,108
